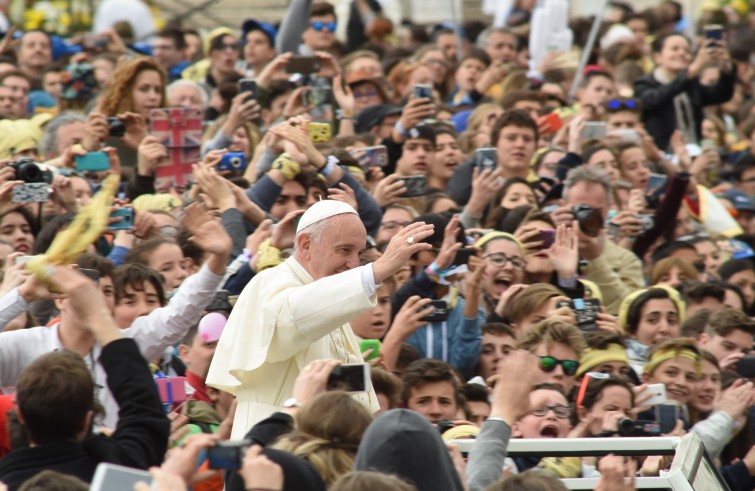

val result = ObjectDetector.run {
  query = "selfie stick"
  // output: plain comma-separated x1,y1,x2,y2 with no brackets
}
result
567,0,610,104
449,0,464,64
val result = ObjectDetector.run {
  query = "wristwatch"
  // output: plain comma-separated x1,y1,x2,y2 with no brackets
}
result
282,397,301,408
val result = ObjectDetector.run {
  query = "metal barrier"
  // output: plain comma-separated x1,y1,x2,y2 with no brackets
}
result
449,432,730,491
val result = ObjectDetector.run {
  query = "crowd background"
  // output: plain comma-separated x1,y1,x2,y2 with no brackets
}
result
0,0,754,490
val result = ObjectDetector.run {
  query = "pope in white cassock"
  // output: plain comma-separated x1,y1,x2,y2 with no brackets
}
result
207,200,435,438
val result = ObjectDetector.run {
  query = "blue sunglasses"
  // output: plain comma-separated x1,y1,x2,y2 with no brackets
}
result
310,21,337,32
606,98,639,111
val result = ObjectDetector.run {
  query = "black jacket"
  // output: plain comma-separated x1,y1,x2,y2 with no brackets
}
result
633,67,736,151
0,339,169,490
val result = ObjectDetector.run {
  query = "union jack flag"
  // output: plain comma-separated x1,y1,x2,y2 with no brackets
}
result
154,147,201,190
149,108,203,148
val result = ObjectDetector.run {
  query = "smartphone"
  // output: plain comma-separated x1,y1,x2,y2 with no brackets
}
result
558,298,600,332
302,87,332,106
307,122,332,143
239,78,256,102
607,128,641,144
412,83,433,100
360,145,388,167
704,24,723,45
14,255,35,266
398,175,427,198
420,299,449,323
107,116,126,137
109,208,134,230
327,363,370,392
286,56,320,74
207,440,251,470
91,463,152,491
646,173,668,200
656,404,680,434
154,376,187,406
79,268,101,283
82,34,108,51
359,339,381,361
539,229,556,250
12,183,49,203
580,122,607,141
736,355,755,378
75,151,110,172
216,152,247,172
452,247,476,266
474,148,498,172
644,383,667,406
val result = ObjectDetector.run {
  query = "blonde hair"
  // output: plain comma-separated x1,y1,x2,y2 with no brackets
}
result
272,392,372,486
517,318,587,357
202,114,261,158
650,257,699,286
502,283,563,327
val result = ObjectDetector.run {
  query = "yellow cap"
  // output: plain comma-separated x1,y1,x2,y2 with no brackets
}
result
617,285,685,334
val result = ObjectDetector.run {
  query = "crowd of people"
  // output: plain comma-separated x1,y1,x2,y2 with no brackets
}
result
0,0,755,489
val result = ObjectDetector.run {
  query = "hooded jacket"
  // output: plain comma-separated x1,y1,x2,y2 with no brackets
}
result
355,409,465,491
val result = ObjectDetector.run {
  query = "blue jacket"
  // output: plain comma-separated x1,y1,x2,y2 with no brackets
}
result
404,295,483,378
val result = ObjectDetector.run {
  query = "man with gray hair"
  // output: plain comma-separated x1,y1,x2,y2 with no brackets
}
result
476,27,518,65
208,199,434,437
551,166,643,314
39,112,86,160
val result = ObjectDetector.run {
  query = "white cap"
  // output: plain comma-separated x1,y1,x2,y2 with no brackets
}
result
296,199,358,234
600,24,634,51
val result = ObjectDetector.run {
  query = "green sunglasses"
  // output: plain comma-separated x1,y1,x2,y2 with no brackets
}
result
539,356,580,376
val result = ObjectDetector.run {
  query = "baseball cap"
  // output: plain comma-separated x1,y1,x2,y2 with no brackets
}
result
355,104,402,133
241,18,278,45
721,189,755,213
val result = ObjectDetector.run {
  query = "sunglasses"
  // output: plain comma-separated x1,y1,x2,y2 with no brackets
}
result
310,21,337,32
606,98,639,112
539,356,580,376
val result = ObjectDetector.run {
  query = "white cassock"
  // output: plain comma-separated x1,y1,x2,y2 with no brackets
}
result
206,256,380,439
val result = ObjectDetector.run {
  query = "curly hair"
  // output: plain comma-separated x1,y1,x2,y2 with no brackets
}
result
272,392,372,486
98,57,166,116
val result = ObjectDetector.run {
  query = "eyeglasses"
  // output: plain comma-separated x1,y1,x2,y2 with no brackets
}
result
539,356,580,376
381,220,412,231
606,98,639,112
310,21,337,32
354,88,380,99
216,42,240,51
482,253,526,270
531,404,572,419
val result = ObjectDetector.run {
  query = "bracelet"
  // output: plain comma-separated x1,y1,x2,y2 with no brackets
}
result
271,153,301,180
394,120,409,137
319,155,338,178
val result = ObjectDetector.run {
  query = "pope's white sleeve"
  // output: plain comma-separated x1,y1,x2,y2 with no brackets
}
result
361,264,382,296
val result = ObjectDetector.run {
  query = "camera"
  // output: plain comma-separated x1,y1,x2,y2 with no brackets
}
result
572,205,602,237
8,157,53,184
107,116,126,137
217,152,247,172
617,418,661,437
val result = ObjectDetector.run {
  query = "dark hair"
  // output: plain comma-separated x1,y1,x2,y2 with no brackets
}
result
157,26,187,51
17,350,94,445
34,212,76,254
583,331,627,351
500,90,544,111
482,322,516,338
17,470,89,491
310,2,336,19
371,367,402,410
495,177,536,210
412,212,465,248
209,33,238,52
579,70,613,88
485,204,534,232
461,383,489,404
707,307,755,337
1,207,38,245
486,471,569,491
460,47,491,68
681,308,712,338
718,259,754,282
733,153,755,182
651,32,689,54
718,281,747,309
490,110,539,148
113,263,167,307
395,343,421,377
76,253,115,281
581,143,618,166
651,240,697,265
681,281,725,305
401,359,461,407
577,375,634,411
625,288,678,336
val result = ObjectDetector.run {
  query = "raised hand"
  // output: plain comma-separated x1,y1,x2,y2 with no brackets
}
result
272,209,306,250
373,222,435,283
181,202,233,258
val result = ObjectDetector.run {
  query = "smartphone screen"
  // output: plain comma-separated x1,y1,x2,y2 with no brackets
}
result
327,364,369,392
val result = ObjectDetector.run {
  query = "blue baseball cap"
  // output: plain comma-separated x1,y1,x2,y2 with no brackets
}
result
241,19,277,45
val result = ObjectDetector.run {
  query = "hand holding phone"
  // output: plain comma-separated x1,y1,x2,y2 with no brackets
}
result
327,364,370,392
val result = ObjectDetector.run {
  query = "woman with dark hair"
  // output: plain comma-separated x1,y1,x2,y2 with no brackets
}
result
618,286,684,374
481,178,537,230
0,208,36,256
718,259,755,312
634,31,735,151
572,375,635,438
